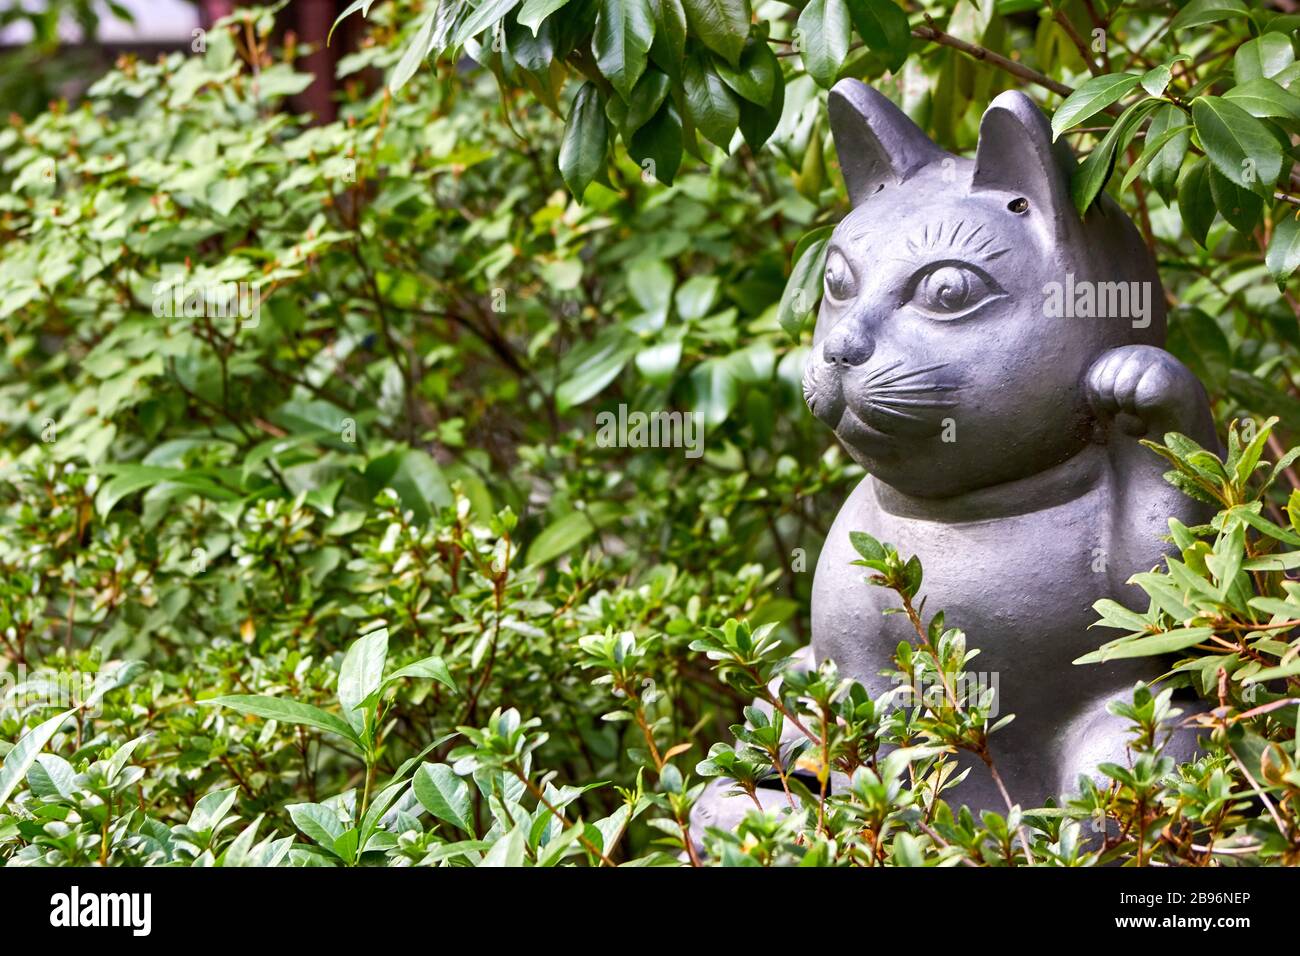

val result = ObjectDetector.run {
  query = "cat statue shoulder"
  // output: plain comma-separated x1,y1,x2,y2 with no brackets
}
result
690,82,1217,839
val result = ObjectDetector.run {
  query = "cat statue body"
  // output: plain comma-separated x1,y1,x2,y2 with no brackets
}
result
691,82,1217,834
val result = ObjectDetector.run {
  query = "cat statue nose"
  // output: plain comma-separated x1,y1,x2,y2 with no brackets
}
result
822,321,874,367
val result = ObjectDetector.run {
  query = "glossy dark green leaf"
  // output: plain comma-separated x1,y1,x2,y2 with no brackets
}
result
778,228,832,336
1178,158,1217,248
1050,73,1141,139
1121,105,1188,197
558,81,609,197
1191,95,1284,197
737,67,784,151
649,0,688,81
1267,212,1300,290
1208,166,1262,233
1234,32,1295,85
629,100,684,185
714,39,776,106
1167,307,1231,392
1070,100,1159,216
625,69,672,135
683,53,740,150
1169,0,1248,31
593,0,655,102
844,0,909,73
681,0,751,67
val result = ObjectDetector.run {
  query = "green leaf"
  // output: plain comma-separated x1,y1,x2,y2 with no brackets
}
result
204,695,362,749
844,0,909,73
414,763,475,832
798,0,850,88
95,465,239,517
330,0,377,45
1208,166,1262,233
737,67,784,151
683,53,740,150
1169,0,1248,31
527,510,597,565
1139,64,1172,99
208,178,248,217
389,11,436,93
1177,158,1217,248
1091,598,1152,633
559,82,609,198
689,357,739,425
518,0,572,34
1267,212,1300,291
625,69,672,135
1191,95,1284,197
629,100,684,185
777,228,831,336
1167,306,1231,392
0,710,75,808
649,0,688,82
1223,78,1300,121
556,329,635,409
627,258,674,325
365,448,452,523
849,530,887,562
1121,114,1190,193
287,802,347,854
635,340,683,384
384,656,457,693
681,0,751,67
714,39,776,106
1243,659,1300,684
675,275,720,320
1234,33,1296,85
338,628,389,735
1071,100,1159,216
1074,627,1215,664
593,0,655,102
451,0,524,47
1051,73,1142,140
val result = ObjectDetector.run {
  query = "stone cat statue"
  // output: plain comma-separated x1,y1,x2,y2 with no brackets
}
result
691,81,1218,835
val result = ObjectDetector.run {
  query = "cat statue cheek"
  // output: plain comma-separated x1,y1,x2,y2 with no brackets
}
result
689,83,1218,848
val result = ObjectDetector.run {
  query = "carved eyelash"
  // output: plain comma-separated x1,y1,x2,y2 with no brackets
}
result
905,219,1009,261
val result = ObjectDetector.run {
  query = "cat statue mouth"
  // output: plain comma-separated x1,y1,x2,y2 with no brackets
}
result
803,351,961,445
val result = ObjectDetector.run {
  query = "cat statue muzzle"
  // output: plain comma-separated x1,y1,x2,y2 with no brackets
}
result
690,81,1217,842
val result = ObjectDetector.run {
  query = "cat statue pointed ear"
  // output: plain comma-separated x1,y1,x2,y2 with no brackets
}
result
690,82,1222,847
827,81,947,204
970,90,1080,248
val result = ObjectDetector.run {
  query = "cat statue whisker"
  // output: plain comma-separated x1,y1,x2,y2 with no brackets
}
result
690,81,1218,844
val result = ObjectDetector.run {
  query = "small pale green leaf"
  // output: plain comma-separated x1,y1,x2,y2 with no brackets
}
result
414,763,475,832
0,709,75,808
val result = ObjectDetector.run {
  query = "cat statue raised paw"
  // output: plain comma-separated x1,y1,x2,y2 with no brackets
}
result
691,81,1217,837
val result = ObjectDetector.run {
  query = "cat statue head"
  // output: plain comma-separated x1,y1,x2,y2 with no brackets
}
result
803,81,1164,499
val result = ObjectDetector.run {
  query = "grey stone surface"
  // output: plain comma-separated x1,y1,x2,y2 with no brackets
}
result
692,82,1216,839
